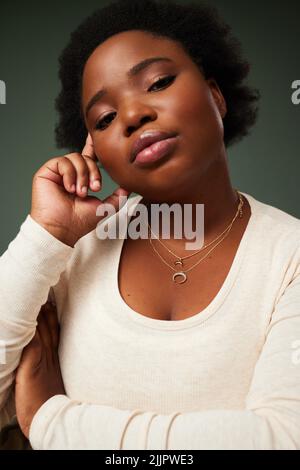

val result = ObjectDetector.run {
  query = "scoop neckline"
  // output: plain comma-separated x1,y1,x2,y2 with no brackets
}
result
111,191,258,331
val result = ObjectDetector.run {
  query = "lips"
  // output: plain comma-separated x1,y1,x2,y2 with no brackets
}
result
130,130,178,162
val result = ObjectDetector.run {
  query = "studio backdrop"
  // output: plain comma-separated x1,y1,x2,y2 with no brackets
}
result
0,0,299,253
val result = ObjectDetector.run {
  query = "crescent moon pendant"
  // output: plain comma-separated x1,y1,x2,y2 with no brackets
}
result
174,260,183,267
172,272,187,284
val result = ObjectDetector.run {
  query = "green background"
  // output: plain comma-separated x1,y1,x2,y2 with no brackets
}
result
0,0,299,253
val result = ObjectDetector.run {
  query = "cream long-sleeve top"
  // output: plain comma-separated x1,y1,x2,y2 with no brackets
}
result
0,191,300,450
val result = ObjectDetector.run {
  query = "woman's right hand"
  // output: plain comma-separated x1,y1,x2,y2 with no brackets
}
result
30,134,131,247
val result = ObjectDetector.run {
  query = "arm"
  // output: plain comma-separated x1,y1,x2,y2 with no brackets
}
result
0,215,74,430
28,260,300,450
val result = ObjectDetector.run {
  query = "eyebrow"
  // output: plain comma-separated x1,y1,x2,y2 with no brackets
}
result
84,56,174,118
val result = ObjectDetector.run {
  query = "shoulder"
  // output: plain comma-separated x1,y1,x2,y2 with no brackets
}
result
242,192,300,273
243,191,300,237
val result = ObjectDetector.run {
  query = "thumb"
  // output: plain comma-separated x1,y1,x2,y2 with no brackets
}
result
74,187,132,235
101,187,132,213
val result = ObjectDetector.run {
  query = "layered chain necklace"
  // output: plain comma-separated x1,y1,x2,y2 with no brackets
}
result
147,190,244,284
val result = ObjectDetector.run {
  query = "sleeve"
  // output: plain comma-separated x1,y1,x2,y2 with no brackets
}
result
0,215,74,431
28,260,300,450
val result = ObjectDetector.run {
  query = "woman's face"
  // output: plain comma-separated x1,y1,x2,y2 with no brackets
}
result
82,30,227,202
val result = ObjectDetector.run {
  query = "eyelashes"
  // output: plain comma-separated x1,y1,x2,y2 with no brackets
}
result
94,75,176,131
148,74,176,92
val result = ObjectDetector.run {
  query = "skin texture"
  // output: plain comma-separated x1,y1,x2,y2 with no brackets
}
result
30,132,131,248
15,302,65,439
15,30,248,437
82,30,238,244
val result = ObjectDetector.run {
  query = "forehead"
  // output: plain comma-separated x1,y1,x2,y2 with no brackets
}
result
82,30,186,86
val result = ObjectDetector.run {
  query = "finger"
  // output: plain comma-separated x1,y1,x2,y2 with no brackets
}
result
82,133,97,161
64,153,90,198
37,308,59,367
57,157,77,194
100,187,132,214
42,302,60,351
82,155,102,192
36,306,53,351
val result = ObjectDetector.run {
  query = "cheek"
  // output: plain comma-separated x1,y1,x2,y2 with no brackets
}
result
93,135,117,167
174,84,224,146
93,137,131,186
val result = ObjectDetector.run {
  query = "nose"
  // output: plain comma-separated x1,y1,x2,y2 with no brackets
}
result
121,101,157,137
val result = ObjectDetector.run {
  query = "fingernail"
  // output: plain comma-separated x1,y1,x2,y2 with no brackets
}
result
92,180,101,189
81,186,87,194
70,184,76,192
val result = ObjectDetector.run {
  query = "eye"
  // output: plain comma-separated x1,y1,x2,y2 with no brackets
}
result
94,75,176,131
95,112,116,131
148,75,176,92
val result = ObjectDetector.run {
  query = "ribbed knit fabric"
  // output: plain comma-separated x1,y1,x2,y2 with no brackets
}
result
0,192,300,449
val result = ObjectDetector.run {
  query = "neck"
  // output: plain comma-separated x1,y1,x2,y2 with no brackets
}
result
139,155,240,248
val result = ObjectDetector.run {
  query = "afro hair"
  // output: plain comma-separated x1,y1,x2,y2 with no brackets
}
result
54,0,260,152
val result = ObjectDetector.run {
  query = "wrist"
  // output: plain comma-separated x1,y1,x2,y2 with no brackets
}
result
29,215,78,247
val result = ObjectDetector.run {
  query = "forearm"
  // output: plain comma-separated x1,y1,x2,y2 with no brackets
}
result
0,215,73,425
29,395,143,450
29,395,298,450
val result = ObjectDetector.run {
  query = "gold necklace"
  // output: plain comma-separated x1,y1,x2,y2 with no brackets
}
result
148,190,244,264
147,190,244,284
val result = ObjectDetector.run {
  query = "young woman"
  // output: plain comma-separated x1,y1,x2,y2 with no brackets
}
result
1,0,300,450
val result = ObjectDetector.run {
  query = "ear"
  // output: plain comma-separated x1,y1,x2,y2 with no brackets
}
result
207,78,227,119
